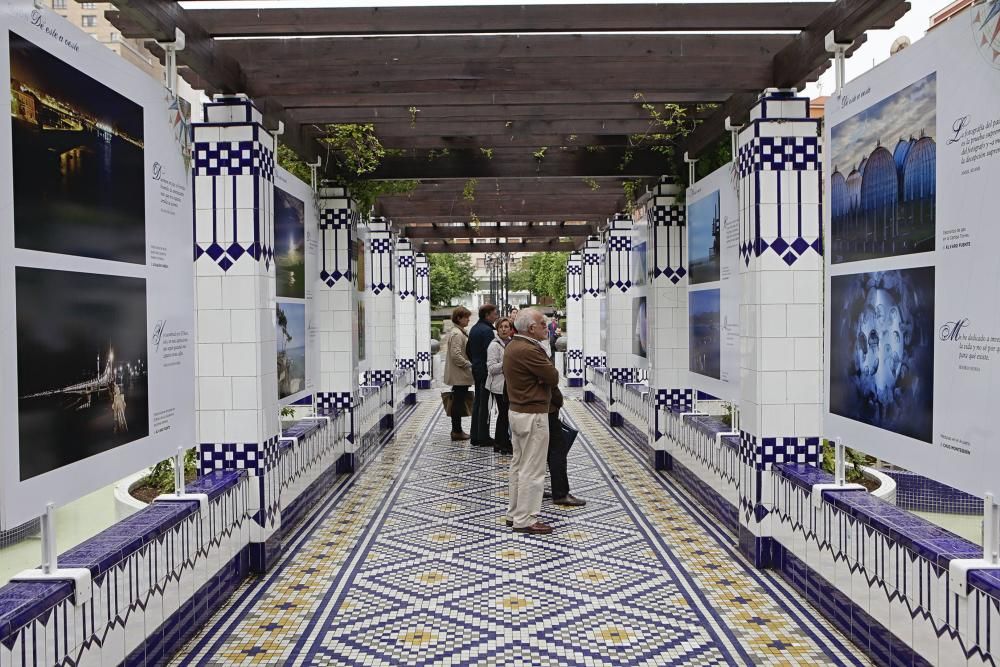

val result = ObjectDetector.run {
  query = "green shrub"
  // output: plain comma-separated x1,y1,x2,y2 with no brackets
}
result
430,323,442,340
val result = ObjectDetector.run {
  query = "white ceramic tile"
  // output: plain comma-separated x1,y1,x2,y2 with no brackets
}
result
198,377,232,411
198,309,232,345
223,342,258,377
786,304,821,338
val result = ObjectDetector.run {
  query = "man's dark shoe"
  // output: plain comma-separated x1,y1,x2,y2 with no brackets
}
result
542,491,552,499
472,440,494,447
494,444,513,454
553,495,586,507
505,519,513,527
451,431,470,441
512,522,553,535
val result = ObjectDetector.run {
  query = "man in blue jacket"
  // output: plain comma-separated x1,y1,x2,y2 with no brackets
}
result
467,303,499,446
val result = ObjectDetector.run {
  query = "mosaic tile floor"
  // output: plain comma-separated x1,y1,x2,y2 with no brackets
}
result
172,392,871,666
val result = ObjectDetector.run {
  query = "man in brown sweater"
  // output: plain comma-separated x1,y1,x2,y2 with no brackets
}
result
503,308,559,534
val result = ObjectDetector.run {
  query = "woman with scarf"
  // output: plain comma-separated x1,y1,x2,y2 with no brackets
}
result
485,316,515,454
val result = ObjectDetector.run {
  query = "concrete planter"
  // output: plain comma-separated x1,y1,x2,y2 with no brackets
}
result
113,470,151,520
862,465,897,504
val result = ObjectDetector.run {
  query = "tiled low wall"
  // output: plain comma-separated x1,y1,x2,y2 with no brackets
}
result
598,375,1000,666
0,383,409,667
880,468,983,516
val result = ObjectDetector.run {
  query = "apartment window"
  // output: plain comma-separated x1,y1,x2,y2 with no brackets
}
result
81,2,96,7
51,0,66,8
109,31,119,42
81,15,97,27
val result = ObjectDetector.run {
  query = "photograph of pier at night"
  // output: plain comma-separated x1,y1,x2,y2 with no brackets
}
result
15,267,149,481
9,31,146,264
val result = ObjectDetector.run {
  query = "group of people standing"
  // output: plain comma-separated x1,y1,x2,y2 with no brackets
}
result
442,304,584,535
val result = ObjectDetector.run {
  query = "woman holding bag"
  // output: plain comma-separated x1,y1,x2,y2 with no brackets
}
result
486,317,515,455
443,306,474,440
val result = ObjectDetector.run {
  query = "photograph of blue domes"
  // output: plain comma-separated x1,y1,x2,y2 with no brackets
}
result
830,72,936,264
689,288,721,379
829,268,935,443
688,190,721,284
275,187,306,299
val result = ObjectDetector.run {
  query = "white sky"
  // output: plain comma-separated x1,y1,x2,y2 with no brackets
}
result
185,0,955,99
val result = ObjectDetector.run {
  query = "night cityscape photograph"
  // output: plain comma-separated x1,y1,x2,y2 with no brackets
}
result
9,31,146,264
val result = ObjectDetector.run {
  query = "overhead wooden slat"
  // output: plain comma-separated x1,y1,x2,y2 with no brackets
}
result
294,117,691,137
266,90,726,109
369,148,666,180
383,178,627,196
222,34,789,65
134,4,838,38
378,195,622,218
246,62,773,95
285,103,710,124
403,225,596,239
411,240,580,254
682,0,910,158
387,214,608,225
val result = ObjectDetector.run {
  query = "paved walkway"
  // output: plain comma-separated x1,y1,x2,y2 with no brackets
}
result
173,392,869,666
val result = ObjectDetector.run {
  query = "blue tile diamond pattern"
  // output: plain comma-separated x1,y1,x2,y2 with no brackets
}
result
171,396,867,666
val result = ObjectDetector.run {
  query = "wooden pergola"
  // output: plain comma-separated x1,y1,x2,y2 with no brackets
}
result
107,0,909,253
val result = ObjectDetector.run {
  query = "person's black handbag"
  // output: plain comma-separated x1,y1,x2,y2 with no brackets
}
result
559,418,579,451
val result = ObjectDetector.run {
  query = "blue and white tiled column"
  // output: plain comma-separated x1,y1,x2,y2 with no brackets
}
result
363,217,396,426
581,236,605,402
647,178,692,468
415,253,432,390
192,95,282,572
317,187,359,472
395,238,417,404
736,89,823,567
605,214,636,426
564,251,584,387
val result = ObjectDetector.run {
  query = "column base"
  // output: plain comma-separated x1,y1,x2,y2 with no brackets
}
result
738,525,774,569
567,377,584,388
653,450,672,471
405,392,417,405
417,379,432,390
380,413,395,431
249,535,283,574
336,452,355,474
584,390,596,403
609,411,624,427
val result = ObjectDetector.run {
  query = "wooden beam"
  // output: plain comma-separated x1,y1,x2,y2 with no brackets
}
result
166,4,838,37
103,2,321,163
403,225,595,239
285,103,710,124
265,90,728,108
386,177,626,196
223,34,789,65
356,135,634,150
377,196,622,218
295,117,690,137
369,148,668,179
681,0,909,157
242,61,772,96
413,240,580,254
385,214,608,225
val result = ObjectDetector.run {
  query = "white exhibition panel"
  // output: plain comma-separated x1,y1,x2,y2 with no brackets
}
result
0,1,194,528
823,7,1000,498
686,163,740,402
274,167,317,407
629,215,649,369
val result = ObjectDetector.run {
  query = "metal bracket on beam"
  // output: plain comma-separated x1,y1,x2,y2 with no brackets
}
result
683,152,698,188
307,156,322,192
724,116,740,164
825,31,854,98
157,28,186,99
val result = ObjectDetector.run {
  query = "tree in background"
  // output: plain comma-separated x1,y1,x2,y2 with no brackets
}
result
428,253,477,307
508,251,569,307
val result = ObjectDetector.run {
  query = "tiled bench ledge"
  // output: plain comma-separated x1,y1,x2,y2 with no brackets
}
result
773,463,997,665
0,407,366,667
0,469,248,667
